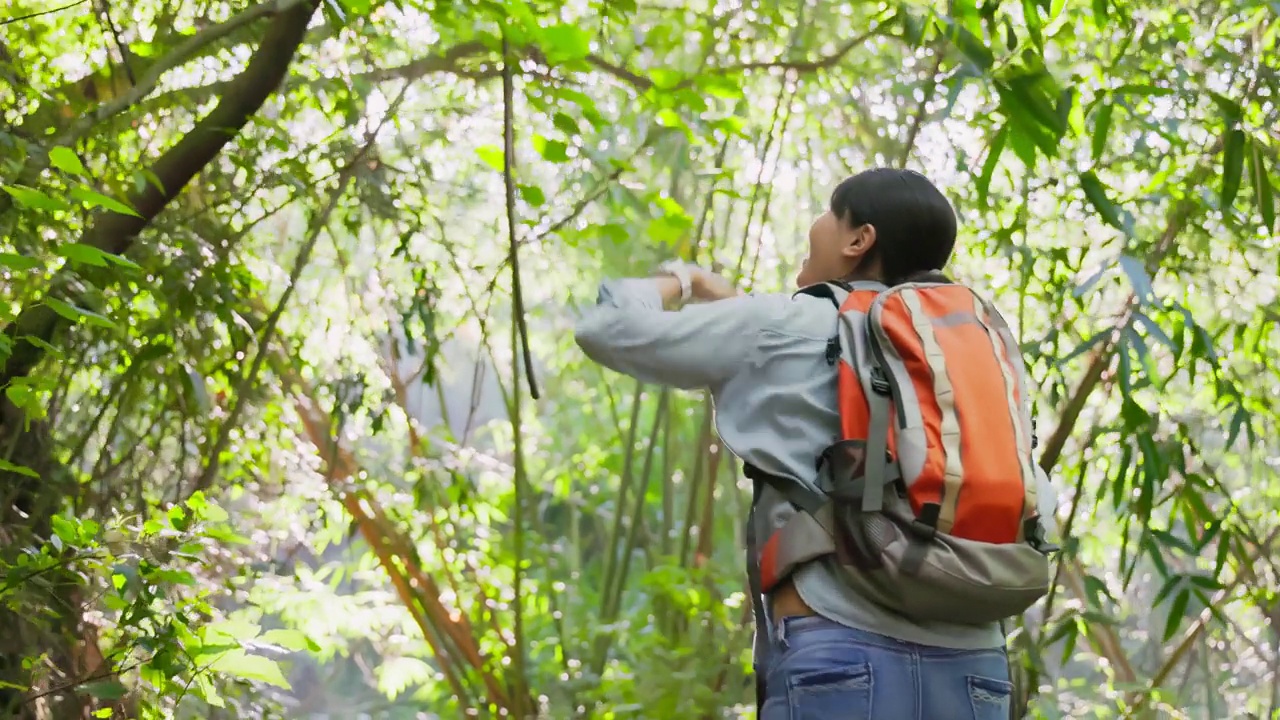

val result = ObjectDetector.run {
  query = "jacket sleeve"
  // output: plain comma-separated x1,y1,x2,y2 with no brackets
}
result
573,278,766,390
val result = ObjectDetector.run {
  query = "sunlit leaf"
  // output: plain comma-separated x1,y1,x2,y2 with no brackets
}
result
43,298,115,329
48,146,87,176
0,458,39,478
475,146,505,172
260,628,321,652
519,184,546,207
0,252,41,271
3,185,70,213
540,24,591,63
50,244,98,272
376,656,432,700
208,651,292,690
69,185,141,217
533,135,570,162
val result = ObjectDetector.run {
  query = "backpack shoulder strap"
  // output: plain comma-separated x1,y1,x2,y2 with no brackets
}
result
795,280,890,308
793,281,848,308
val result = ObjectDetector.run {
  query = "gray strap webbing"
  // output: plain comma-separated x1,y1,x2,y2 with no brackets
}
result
862,386,894,513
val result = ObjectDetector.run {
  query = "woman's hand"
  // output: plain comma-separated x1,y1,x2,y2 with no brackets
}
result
691,269,742,302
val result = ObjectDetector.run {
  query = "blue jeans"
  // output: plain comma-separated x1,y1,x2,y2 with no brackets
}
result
759,616,1013,720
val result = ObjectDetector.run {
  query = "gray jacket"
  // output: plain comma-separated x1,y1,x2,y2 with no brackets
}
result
574,277,1059,651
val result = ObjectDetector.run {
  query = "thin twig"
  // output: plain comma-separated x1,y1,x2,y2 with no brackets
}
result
95,0,135,85
0,0,89,26
501,29,533,718
501,35,539,402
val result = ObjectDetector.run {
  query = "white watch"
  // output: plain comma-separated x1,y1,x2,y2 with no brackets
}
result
657,261,694,303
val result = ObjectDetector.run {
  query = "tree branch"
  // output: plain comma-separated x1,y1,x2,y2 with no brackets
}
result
358,25,884,93
0,0,321,387
1,0,312,217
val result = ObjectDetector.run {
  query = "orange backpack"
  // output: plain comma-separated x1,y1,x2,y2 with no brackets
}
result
748,278,1058,624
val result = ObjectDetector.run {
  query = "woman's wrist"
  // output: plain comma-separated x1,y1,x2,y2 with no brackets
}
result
653,275,686,308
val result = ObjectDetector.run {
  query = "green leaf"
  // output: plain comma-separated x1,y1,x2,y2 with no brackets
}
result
54,243,108,267
69,185,141,217
1020,0,1043,49
205,618,261,645
195,673,225,708
1091,101,1113,162
1118,255,1156,305
648,69,683,90
260,628,320,652
552,112,579,136
0,458,39,478
696,74,743,100
540,24,591,63
20,336,59,360
655,108,683,128
1091,0,1109,25
475,146,505,172
1209,92,1243,122
57,243,140,271
0,253,41,271
81,680,127,700
977,125,1008,206
338,0,371,14
3,185,71,213
945,21,994,70
1221,127,1245,210
1079,171,1124,231
533,136,570,162
43,298,116,329
1248,137,1274,231
209,651,292,689
598,223,629,244
1162,588,1190,641
48,146,87,176
51,516,76,544
518,184,546,207
1007,126,1038,167
377,656,431,701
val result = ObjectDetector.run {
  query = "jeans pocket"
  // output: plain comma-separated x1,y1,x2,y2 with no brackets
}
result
787,663,873,720
967,675,1013,720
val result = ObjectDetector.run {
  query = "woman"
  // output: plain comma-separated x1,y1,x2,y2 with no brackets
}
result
574,168,1056,719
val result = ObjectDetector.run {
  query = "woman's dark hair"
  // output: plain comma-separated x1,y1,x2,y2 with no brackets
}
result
830,168,958,284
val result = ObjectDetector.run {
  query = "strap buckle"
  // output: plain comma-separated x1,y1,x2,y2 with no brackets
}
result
1024,517,1060,554
869,366,891,395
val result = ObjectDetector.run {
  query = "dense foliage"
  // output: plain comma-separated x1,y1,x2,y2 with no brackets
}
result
1,0,1278,717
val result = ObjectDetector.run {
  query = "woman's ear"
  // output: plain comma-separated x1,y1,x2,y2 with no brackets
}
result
841,223,877,260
